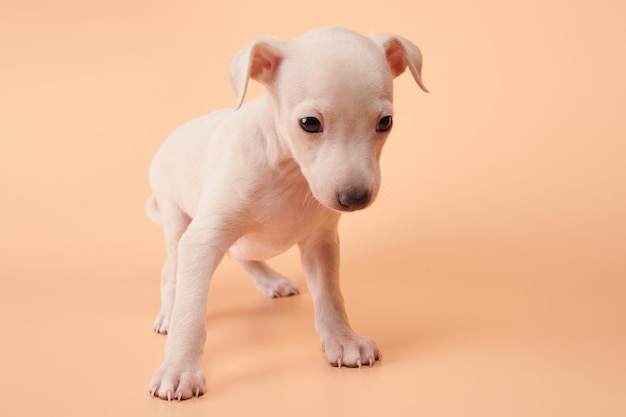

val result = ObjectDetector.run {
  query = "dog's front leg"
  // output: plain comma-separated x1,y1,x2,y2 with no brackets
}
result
299,227,382,368
149,220,234,400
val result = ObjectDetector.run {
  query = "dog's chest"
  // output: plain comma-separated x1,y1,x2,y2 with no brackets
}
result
228,182,330,261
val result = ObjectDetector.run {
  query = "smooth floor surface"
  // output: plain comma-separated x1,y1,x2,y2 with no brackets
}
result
1,1,625,416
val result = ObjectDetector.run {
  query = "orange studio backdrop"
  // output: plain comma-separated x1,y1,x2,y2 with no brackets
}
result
1,0,625,416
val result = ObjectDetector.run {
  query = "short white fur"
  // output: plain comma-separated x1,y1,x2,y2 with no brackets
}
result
146,26,428,401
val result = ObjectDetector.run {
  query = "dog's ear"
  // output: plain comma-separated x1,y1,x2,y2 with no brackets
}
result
229,37,284,110
369,33,429,93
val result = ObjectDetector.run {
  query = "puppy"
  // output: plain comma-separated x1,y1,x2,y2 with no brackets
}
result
146,26,428,400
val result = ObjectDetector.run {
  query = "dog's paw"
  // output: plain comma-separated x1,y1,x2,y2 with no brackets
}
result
148,361,205,401
322,334,382,368
153,311,170,334
254,275,300,298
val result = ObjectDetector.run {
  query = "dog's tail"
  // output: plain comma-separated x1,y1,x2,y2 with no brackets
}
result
145,194,163,224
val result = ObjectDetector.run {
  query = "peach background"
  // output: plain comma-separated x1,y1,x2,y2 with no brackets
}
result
1,0,625,416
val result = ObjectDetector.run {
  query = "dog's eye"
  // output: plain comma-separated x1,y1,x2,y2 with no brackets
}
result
376,115,393,132
300,117,323,133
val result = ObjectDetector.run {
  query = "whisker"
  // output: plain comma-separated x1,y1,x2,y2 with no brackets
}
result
377,183,396,204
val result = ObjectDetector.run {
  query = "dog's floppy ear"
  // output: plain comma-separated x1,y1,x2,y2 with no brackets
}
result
369,33,429,93
229,37,284,110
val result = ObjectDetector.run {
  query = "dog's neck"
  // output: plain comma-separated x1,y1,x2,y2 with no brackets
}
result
244,94,295,171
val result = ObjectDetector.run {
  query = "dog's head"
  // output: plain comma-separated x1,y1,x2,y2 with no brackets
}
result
229,27,428,212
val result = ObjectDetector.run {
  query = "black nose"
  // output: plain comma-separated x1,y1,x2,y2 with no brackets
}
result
337,189,371,211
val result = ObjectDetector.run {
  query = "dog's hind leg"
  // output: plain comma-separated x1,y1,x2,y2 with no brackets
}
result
237,260,300,298
153,202,191,334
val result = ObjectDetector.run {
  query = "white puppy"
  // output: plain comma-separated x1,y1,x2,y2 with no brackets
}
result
146,26,428,400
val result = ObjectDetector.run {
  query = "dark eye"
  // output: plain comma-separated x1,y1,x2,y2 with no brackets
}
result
300,117,323,133
376,115,393,132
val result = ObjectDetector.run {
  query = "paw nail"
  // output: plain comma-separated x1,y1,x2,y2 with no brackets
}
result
195,387,200,398
167,391,172,401
356,358,362,368
337,356,342,368
369,356,374,367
